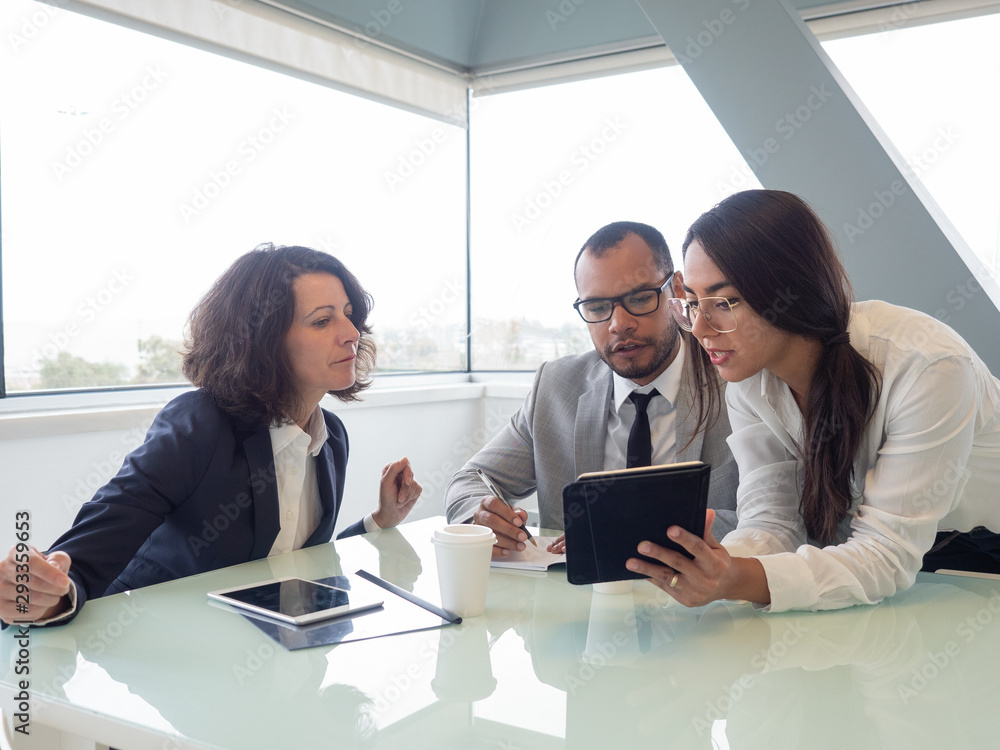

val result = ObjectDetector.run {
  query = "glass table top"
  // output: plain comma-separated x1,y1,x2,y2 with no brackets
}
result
3,516,1000,749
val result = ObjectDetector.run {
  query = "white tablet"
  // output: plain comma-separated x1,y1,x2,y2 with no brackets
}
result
207,577,384,626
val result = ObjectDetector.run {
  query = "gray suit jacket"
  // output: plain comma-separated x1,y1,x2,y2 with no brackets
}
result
445,348,739,537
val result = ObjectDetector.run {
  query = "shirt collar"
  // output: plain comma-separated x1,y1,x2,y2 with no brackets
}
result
269,405,329,457
611,338,685,413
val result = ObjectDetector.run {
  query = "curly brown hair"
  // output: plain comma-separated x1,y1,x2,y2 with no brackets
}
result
182,243,376,425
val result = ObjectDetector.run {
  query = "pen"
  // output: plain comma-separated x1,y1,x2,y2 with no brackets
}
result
476,468,537,546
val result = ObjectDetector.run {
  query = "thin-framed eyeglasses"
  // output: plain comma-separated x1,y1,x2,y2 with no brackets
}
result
666,296,741,333
573,274,674,323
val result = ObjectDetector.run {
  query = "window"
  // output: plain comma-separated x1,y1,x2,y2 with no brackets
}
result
9,1,993,393
468,66,762,370
823,11,1000,283
0,0,467,393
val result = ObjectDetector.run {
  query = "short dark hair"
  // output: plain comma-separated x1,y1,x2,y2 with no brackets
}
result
182,244,376,425
573,219,722,451
574,221,673,279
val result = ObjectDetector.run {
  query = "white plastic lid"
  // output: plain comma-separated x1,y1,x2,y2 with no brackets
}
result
431,524,497,545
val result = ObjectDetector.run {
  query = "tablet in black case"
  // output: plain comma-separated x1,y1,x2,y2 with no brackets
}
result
561,461,711,585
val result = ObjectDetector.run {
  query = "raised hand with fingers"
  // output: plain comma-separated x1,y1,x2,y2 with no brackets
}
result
0,546,74,625
373,456,422,529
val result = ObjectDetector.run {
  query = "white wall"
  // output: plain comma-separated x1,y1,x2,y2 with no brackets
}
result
0,379,530,550
332,381,530,533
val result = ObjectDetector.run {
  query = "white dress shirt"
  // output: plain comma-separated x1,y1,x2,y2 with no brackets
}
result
604,339,685,469
722,300,1000,612
269,407,382,554
268,407,328,556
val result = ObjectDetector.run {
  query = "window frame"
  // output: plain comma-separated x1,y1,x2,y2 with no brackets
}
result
3,0,998,401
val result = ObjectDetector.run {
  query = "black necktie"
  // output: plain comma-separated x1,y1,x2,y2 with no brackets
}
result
627,389,659,468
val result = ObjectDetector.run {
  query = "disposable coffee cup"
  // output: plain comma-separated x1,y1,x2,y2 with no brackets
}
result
432,524,496,617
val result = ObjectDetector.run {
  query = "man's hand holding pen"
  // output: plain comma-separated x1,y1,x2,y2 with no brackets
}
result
472,496,535,557
472,469,538,557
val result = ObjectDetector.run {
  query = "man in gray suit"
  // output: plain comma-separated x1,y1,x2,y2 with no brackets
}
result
445,221,738,556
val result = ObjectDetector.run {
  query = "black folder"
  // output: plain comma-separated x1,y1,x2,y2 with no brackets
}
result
561,461,711,585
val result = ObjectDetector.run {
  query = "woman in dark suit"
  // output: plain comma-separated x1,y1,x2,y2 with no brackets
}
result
1,244,421,625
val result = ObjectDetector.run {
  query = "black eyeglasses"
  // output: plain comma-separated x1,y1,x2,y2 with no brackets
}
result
573,274,674,324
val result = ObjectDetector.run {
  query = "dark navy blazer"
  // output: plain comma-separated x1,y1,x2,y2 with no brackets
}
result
48,390,365,617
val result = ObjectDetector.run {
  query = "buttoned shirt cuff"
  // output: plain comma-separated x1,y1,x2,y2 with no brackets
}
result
753,552,817,613
362,513,382,534
30,585,79,626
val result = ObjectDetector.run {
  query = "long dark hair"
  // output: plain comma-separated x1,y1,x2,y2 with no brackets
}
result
683,190,881,544
577,221,724,448
183,243,376,425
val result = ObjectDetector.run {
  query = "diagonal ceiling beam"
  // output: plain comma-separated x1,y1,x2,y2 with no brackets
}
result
637,0,1000,369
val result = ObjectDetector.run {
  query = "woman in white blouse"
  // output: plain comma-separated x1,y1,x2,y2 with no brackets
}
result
626,189,1000,612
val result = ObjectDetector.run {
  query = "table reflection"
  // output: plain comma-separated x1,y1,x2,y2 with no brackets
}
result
5,516,1000,750
467,571,1000,749
362,527,424,593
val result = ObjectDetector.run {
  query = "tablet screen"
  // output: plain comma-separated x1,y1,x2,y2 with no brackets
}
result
208,578,383,625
